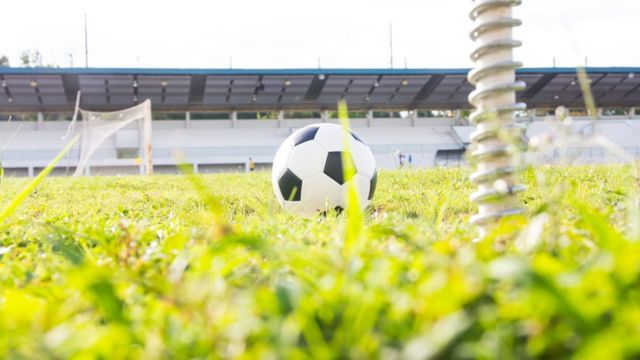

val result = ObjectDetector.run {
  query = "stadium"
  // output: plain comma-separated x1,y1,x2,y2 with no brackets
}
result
1,0,640,358
1,67,639,176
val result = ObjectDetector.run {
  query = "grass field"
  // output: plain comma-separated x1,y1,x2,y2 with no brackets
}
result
1,166,639,359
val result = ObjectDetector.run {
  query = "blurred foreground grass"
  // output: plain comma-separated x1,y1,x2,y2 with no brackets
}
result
0,166,639,359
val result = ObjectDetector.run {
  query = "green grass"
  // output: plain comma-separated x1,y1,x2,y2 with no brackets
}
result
0,166,639,359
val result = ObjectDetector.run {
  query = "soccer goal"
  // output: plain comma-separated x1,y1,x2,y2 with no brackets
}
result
65,93,153,176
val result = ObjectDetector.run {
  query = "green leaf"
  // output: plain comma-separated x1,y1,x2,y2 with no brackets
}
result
87,277,128,325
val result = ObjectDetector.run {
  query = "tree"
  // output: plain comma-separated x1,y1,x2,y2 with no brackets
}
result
257,112,279,120
20,49,43,67
0,55,9,67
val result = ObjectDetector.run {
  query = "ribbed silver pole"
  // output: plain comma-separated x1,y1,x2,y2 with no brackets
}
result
468,0,527,235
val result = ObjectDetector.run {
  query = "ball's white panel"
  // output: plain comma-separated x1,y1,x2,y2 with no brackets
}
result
283,200,305,215
344,173,372,210
287,141,327,179
351,140,377,178
313,123,351,152
272,137,294,179
271,138,294,205
295,173,344,215
284,201,316,217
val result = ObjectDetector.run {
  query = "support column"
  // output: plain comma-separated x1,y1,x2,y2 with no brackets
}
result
597,107,603,119
231,111,237,128
185,111,191,129
454,109,461,125
321,110,329,122
278,110,284,128
630,107,636,119
410,110,417,127
37,112,44,130
366,110,373,127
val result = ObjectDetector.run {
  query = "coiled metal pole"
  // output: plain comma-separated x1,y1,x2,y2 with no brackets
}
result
468,0,526,235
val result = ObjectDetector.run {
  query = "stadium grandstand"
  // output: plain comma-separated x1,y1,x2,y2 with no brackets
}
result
0,66,638,176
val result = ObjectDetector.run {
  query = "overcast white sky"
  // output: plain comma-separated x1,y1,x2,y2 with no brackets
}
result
2,0,637,69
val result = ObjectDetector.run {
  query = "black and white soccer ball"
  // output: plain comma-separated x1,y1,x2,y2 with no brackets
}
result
272,123,377,215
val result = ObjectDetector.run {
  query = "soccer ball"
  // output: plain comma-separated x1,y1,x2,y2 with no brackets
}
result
272,123,377,215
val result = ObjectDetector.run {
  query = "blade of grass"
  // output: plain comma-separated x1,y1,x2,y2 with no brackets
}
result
0,115,13,147
0,133,79,223
338,100,364,253
576,67,597,119
0,123,24,185
1,123,23,153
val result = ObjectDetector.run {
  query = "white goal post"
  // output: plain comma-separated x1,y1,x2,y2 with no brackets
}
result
65,93,153,176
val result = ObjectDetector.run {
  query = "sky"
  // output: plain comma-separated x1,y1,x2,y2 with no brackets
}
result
2,0,638,69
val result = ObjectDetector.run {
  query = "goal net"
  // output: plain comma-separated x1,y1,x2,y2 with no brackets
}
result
66,96,153,176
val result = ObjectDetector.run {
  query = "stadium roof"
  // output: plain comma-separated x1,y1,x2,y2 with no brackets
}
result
0,67,638,112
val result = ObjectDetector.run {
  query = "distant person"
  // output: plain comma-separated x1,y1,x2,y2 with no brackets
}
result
398,153,405,168
248,157,255,172
407,154,413,167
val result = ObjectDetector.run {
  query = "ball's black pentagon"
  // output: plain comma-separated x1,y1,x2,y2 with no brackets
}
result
278,169,302,201
368,170,377,200
292,126,320,146
350,130,366,145
324,151,356,185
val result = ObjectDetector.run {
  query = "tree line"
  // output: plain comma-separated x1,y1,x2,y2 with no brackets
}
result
0,50,59,67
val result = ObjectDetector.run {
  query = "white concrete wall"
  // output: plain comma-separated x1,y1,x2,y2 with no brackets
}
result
1,116,639,176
